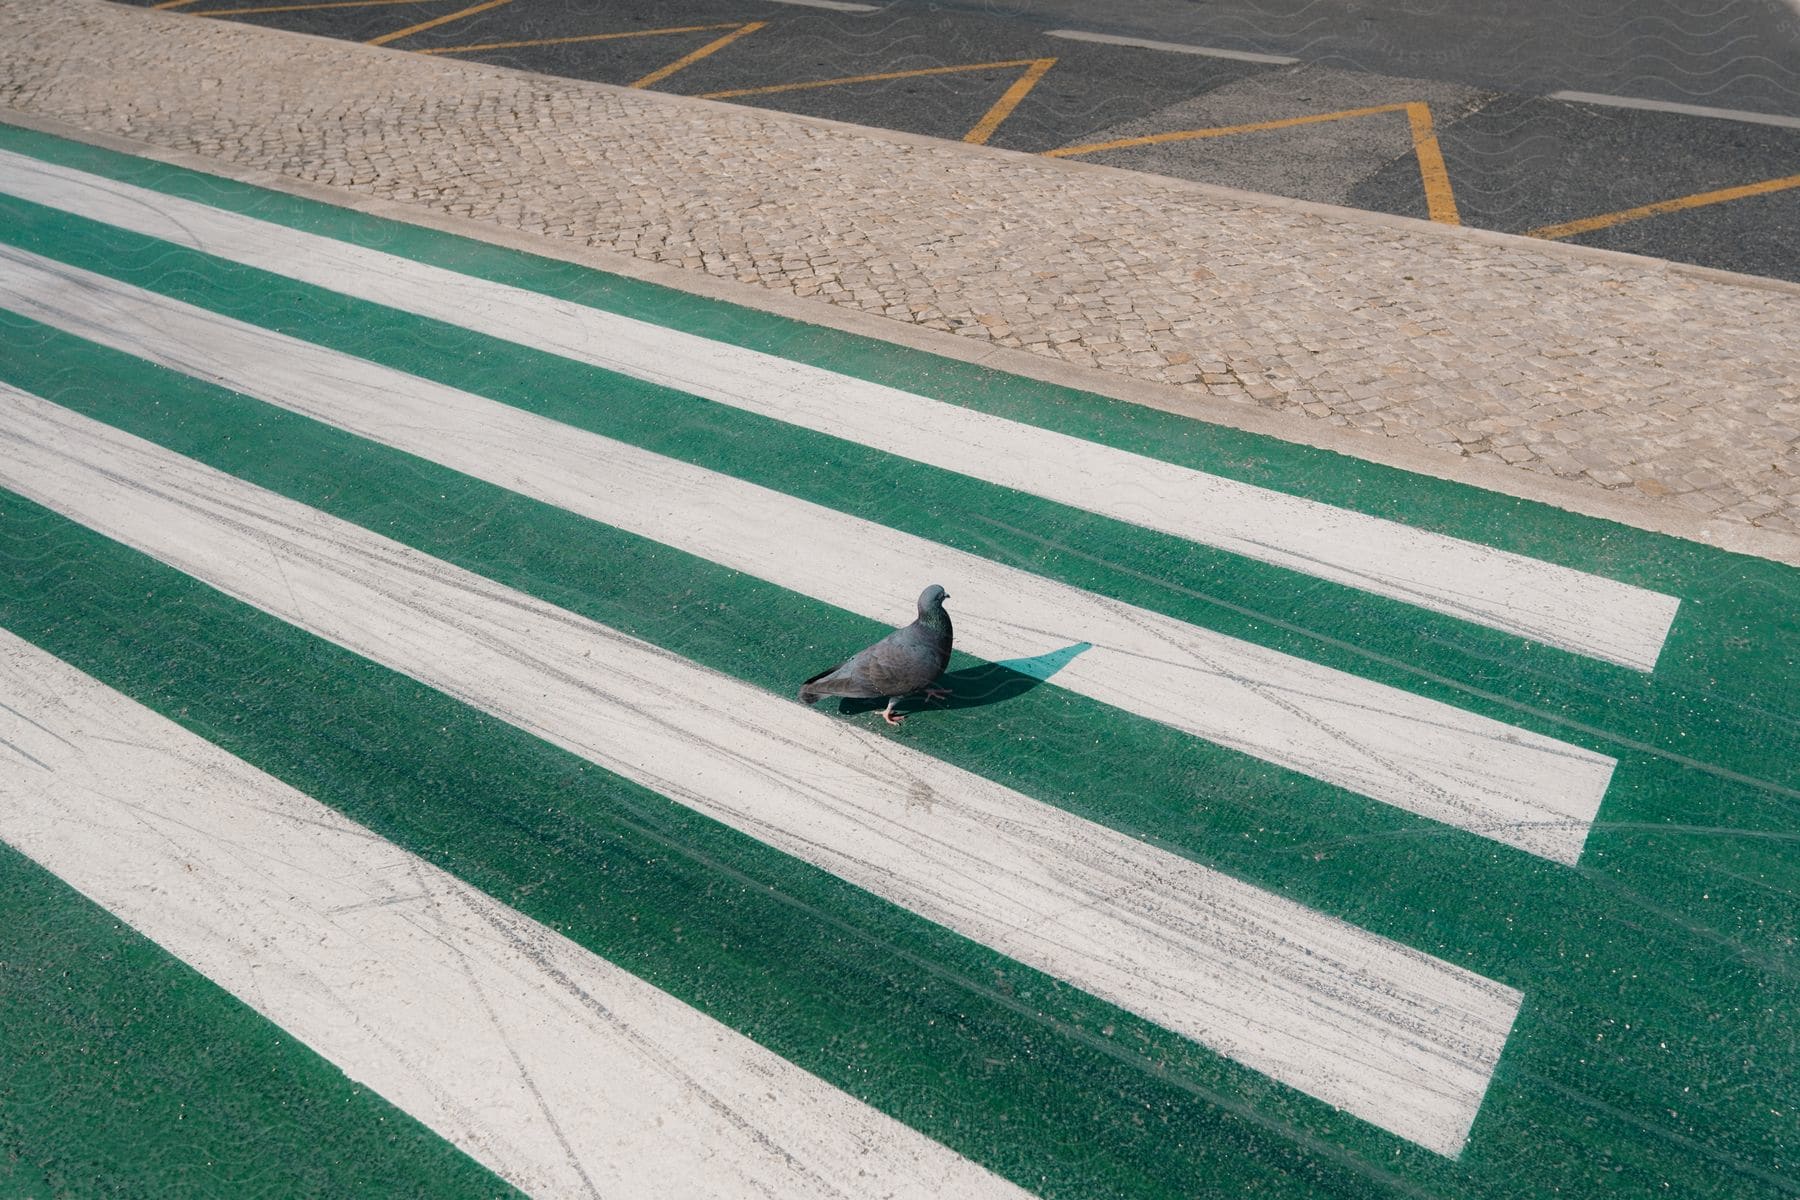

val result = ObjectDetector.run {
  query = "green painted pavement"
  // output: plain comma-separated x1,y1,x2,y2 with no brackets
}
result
0,122,1719,589
0,842,517,1199
5,180,1800,854
1,122,1798,1198
0,184,1637,704
5,306,1786,975
0,491,1405,1200
8,184,1796,768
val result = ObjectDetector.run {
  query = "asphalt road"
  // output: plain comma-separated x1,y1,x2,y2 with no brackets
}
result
121,0,1800,281
972,0,1800,113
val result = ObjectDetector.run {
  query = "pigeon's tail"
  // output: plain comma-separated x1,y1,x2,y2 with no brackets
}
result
798,665,838,706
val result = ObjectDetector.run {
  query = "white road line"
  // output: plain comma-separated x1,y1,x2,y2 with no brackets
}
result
0,150,1681,671
1044,30,1299,64
0,629,1031,1200
0,245,1617,865
0,387,1522,1156
762,0,881,11
1547,90,1800,130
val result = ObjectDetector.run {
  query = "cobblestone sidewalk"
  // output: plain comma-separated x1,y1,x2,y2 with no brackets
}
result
4,0,1798,546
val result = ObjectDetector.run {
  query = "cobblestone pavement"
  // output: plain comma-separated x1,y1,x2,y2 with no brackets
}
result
5,0,1799,542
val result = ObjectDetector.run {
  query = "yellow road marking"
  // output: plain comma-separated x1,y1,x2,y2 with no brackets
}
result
1404,102,1461,225
700,58,1045,100
151,0,205,9
1044,102,1409,157
1526,172,1800,240
421,22,741,55
189,0,428,13
698,57,1057,143
1047,101,1463,225
964,57,1057,144
630,22,766,89
367,0,513,47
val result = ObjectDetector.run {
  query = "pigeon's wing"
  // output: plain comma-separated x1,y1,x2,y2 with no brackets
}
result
798,637,889,700
847,627,944,696
800,625,941,700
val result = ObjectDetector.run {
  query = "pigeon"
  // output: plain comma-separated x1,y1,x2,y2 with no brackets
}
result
798,585,954,726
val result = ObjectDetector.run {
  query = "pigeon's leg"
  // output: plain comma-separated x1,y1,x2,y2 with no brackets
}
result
923,687,951,702
881,697,906,726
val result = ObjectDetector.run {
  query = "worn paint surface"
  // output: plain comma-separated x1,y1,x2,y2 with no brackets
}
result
0,125,1797,1198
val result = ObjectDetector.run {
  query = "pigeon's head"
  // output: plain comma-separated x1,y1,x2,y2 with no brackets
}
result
917,584,949,616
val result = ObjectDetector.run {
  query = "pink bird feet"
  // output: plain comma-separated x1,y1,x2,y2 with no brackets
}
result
883,687,951,726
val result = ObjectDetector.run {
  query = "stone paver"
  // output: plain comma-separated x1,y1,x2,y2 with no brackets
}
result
3,0,1798,538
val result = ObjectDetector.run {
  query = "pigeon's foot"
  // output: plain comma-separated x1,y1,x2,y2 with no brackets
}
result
923,687,951,701
882,699,905,726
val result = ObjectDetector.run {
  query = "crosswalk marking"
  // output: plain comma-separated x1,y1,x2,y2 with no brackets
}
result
10,122,1800,1200
0,627,1030,1200
0,385,1523,1157
0,243,1616,863
0,147,1682,670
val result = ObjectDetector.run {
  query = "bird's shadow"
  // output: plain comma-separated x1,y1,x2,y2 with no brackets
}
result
833,641,1093,721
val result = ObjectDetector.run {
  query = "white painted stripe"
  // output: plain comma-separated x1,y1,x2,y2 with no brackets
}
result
0,628,1030,1200
1547,90,1800,130
0,386,1522,1156
762,0,880,11
0,244,1617,865
1044,30,1299,64
0,149,1680,670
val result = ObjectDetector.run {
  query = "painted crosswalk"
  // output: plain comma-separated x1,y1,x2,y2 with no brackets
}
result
0,243,1618,863
0,144,1682,672
0,382,1523,1155
0,625,1030,1199
2,121,1797,1200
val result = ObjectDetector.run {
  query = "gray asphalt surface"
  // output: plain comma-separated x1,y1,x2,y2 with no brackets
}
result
974,0,1800,113
115,0,1800,282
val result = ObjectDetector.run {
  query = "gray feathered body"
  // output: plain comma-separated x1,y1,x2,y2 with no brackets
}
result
799,586,953,705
